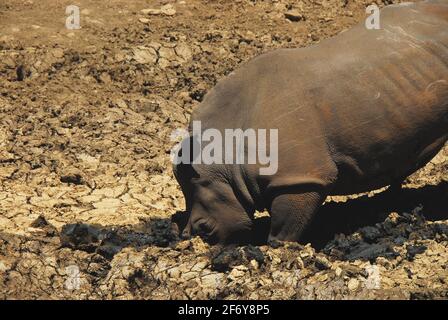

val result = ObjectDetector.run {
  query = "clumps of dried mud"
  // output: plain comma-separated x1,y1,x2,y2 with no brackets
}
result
0,0,447,299
1,204,447,299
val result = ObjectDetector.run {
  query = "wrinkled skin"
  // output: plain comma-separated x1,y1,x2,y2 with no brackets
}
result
173,1,448,244
173,141,256,244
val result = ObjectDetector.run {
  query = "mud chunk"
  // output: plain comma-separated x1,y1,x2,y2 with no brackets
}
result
383,212,401,233
325,233,351,253
141,4,176,16
96,230,125,260
410,289,448,300
149,219,179,246
127,269,155,293
345,242,398,262
201,273,225,289
359,226,382,242
393,236,407,245
0,150,16,163
132,46,158,65
30,215,49,229
139,18,150,24
211,245,264,272
211,249,240,272
243,245,265,265
315,255,332,270
308,33,319,41
29,215,58,237
161,5,176,16
269,239,285,249
335,267,343,277
174,240,191,251
16,65,31,81
60,223,102,252
342,265,368,278
228,265,248,282
51,48,64,59
175,43,192,62
285,10,305,22
406,244,427,261
433,223,448,237
86,253,111,278
140,9,158,15
60,172,84,185
347,278,359,291
189,84,207,102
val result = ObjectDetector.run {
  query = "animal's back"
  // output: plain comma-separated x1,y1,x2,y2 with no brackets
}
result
317,1,448,194
190,1,448,196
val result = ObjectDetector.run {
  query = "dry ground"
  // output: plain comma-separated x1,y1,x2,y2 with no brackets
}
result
0,0,447,299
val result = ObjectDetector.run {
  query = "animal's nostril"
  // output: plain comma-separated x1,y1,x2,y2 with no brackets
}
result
181,228,191,239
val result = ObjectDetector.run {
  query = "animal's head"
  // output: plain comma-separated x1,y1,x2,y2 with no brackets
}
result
172,138,253,244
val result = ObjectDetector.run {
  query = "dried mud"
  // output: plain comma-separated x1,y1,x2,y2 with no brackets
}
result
0,0,447,299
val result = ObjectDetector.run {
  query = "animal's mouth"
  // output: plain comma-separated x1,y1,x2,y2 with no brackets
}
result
197,228,219,244
171,210,190,237
190,217,217,242
171,210,272,245
170,211,217,242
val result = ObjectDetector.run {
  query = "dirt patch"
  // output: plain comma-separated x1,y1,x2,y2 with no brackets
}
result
0,0,447,299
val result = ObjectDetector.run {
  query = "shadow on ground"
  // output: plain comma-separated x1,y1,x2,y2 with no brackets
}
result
303,181,448,249
55,216,179,260
49,181,446,261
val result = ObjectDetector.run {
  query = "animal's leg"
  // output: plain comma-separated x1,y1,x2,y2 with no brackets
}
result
415,134,447,169
386,134,447,199
268,191,326,242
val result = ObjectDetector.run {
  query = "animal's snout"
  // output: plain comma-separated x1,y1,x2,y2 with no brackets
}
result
181,224,191,239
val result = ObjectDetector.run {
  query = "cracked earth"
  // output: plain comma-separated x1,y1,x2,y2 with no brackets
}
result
0,0,447,299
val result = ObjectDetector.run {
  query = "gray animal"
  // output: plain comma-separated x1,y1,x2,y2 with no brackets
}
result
173,1,448,244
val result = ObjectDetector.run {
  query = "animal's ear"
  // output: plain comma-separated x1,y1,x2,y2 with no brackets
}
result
175,161,199,181
173,135,200,181
172,136,200,214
